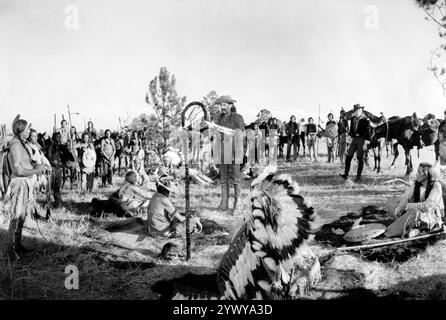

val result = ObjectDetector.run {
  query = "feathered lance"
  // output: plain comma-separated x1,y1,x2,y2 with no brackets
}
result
181,101,207,260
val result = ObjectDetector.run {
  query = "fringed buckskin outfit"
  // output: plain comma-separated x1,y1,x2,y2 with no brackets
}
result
6,139,38,254
385,180,444,237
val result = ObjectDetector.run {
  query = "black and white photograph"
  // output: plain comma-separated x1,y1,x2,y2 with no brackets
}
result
2,0,446,308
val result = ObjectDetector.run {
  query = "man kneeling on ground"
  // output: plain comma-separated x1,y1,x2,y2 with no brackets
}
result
146,174,202,238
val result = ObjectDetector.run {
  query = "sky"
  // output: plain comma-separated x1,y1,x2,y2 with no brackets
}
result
1,0,446,133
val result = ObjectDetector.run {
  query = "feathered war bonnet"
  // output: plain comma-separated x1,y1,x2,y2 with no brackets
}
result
156,173,175,193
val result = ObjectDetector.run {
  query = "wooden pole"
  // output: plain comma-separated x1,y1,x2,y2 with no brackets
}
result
337,230,446,252
181,101,208,261
67,105,73,142
185,147,191,260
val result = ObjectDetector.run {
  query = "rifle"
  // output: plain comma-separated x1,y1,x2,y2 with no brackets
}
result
53,114,57,133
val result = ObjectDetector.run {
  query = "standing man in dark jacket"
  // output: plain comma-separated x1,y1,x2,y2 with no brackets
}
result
337,109,349,165
278,121,286,159
215,95,245,213
286,115,300,162
339,104,371,183
46,132,74,207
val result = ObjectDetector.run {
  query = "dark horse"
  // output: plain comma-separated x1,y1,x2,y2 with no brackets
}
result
367,116,401,174
421,115,441,162
371,114,437,175
37,132,51,151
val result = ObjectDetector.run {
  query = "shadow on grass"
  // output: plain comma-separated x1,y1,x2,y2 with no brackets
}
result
0,226,155,299
0,226,218,299
63,200,93,216
150,268,446,300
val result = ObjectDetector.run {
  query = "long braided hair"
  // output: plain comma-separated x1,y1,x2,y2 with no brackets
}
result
413,162,438,203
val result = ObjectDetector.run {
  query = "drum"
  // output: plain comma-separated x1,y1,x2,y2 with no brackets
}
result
344,223,386,243
325,123,338,139
82,148,97,173
137,148,145,160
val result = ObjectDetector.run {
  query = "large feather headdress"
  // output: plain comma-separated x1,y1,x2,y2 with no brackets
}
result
216,166,318,300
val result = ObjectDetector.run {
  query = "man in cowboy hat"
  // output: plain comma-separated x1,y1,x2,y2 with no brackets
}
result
339,104,372,183
215,95,245,212
6,115,46,259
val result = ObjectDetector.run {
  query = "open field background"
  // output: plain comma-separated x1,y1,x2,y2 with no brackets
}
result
1,143,445,300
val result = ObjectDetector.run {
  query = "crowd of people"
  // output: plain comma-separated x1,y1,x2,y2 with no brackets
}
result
3,98,444,261
248,108,353,166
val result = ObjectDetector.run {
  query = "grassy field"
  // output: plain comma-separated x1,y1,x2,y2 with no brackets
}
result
1,143,446,300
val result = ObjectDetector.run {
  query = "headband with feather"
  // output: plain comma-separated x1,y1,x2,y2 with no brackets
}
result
12,114,20,129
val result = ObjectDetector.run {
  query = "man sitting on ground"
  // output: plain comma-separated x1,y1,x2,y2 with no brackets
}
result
146,174,202,238
91,170,154,218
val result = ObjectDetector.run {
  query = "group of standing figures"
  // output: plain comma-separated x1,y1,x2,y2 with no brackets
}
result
252,110,352,165
27,119,154,206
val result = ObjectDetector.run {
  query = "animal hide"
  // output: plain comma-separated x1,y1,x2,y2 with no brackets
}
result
216,166,319,300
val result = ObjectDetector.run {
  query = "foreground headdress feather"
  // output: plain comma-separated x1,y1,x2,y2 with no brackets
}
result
216,166,320,300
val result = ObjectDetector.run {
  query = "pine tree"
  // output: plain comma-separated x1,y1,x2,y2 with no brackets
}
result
144,67,187,155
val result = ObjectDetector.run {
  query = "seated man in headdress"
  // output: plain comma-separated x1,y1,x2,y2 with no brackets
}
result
5,115,46,259
146,174,202,238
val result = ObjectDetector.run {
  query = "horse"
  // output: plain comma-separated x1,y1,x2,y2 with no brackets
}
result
367,116,400,174
419,115,441,162
371,114,430,175
37,132,51,153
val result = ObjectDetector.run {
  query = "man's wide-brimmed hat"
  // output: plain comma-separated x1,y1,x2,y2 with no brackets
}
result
215,95,237,105
353,104,364,111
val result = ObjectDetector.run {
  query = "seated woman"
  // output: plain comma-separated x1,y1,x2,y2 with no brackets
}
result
385,162,445,238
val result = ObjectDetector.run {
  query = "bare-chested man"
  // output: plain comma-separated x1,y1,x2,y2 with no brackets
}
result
6,116,46,259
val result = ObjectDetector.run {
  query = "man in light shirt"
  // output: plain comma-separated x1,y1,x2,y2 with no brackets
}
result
55,120,70,146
